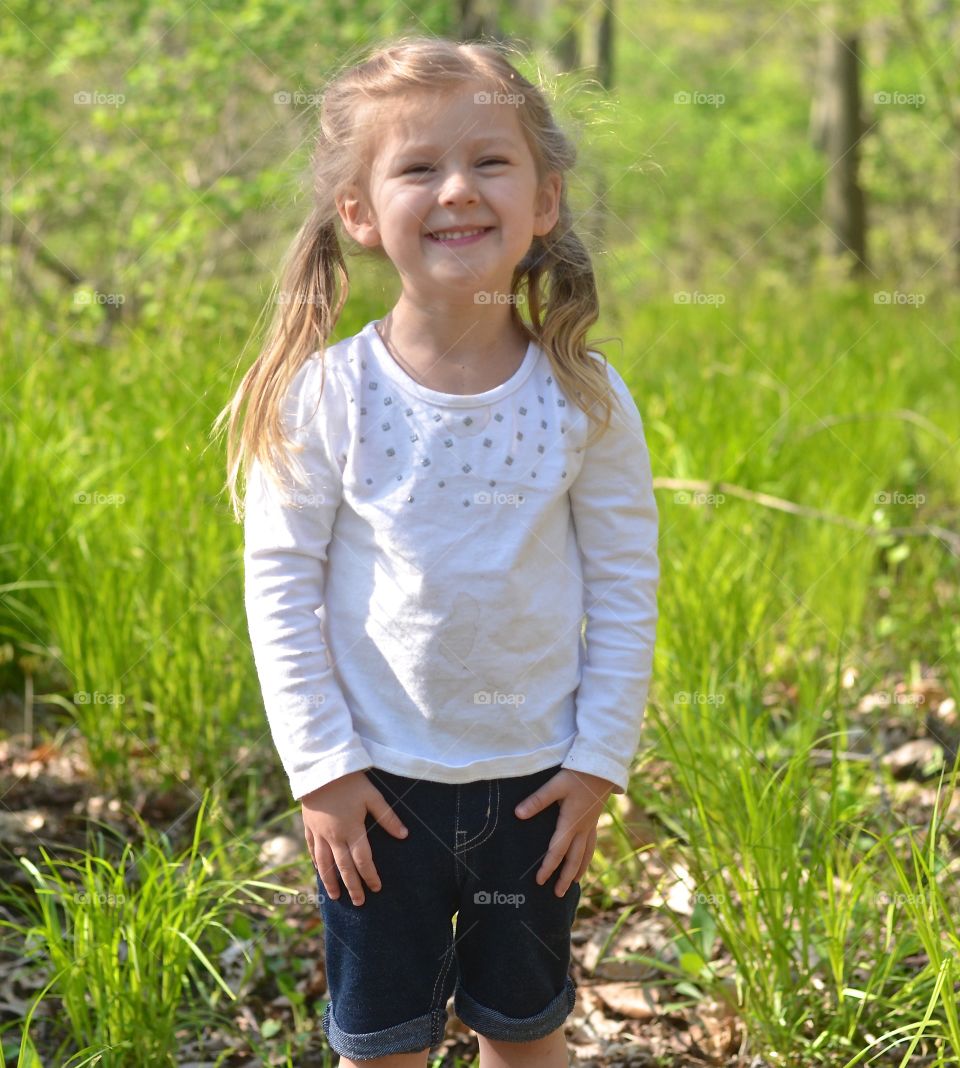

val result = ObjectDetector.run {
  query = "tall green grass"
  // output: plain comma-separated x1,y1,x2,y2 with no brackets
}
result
605,279,960,1063
1,277,958,1062
0,792,304,1067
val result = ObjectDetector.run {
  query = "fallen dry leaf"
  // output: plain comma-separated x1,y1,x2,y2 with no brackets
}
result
591,981,663,1021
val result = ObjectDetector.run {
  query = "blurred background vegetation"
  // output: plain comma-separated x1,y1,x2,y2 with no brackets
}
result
1,1,959,1066
4,0,960,327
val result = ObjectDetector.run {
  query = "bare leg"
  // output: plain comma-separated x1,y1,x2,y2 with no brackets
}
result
476,1026,569,1068
337,1051,429,1068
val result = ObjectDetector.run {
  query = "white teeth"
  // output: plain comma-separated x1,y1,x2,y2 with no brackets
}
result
429,228,487,240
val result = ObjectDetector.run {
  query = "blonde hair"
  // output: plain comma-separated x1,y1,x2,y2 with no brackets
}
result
214,33,623,521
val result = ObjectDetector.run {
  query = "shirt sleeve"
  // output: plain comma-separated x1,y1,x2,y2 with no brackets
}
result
561,357,660,795
243,355,375,800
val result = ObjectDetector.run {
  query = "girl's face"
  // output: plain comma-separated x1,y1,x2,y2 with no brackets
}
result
337,83,561,306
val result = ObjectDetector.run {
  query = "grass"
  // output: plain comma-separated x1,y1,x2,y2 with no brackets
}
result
1,273,958,1064
0,793,302,1066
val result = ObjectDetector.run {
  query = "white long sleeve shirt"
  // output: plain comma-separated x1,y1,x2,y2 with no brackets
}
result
243,319,659,800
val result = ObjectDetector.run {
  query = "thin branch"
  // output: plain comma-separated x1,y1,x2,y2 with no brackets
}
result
654,477,960,557
792,409,953,446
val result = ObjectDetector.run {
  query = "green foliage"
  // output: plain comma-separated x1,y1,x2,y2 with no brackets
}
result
0,791,297,1067
3,2,960,1063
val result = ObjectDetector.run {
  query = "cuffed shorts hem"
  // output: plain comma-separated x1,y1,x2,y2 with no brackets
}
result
454,974,577,1043
321,1002,446,1060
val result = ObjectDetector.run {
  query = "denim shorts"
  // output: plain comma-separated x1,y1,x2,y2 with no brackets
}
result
315,762,581,1059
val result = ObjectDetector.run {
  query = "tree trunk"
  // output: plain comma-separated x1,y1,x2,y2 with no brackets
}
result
818,15,869,276
554,11,580,72
458,0,501,41
588,2,614,250
595,0,614,89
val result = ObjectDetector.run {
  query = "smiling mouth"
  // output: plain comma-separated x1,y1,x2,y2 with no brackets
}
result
426,226,495,242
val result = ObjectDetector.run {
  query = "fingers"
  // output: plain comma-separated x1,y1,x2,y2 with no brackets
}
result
573,827,598,883
334,791,410,905
535,822,597,895
515,777,560,818
315,834,376,907
553,846,584,897
534,826,582,886
330,837,377,906
368,791,410,841
309,791,410,908
542,828,592,897
314,837,341,901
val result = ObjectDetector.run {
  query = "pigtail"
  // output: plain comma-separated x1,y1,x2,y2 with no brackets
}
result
514,210,622,448
214,208,350,521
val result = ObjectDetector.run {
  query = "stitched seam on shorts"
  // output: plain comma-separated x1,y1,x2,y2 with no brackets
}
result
455,781,490,850
455,785,465,843
457,781,500,851
455,785,468,890
429,930,456,1037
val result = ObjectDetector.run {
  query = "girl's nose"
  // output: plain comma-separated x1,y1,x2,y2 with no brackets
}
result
439,169,479,205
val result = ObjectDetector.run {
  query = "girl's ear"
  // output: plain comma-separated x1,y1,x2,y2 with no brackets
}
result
336,184,382,249
532,172,563,238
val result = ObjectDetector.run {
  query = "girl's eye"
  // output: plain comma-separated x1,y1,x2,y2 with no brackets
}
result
402,159,508,176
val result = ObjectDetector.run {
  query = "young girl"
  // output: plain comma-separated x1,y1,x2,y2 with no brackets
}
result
222,34,659,1068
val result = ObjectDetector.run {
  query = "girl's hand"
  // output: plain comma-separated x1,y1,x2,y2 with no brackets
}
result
514,769,615,896
301,771,410,907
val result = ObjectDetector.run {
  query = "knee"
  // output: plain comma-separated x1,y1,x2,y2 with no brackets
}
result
479,1032,553,1049
337,1051,429,1068
476,1026,569,1067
